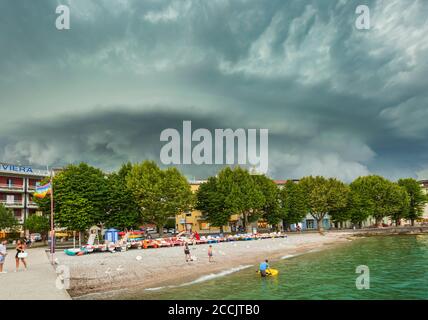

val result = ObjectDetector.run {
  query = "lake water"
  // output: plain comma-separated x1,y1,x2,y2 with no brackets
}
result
118,234,428,300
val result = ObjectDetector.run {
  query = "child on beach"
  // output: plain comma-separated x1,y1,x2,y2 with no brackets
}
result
208,245,213,262
184,242,191,262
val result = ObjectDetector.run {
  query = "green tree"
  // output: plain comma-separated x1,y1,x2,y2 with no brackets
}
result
196,176,230,233
0,204,18,231
398,178,427,226
58,197,94,232
350,175,407,227
23,214,50,241
162,167,195,234
389,184,410,226
346,189,371,228
126,161,193,236
252,174,281,228
329,206,351,228
35,163,109,229
105,163,141,230
279,180,307,228
219,167,264,232
299,176,348,232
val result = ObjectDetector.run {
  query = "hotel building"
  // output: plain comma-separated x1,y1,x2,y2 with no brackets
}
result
0,162,50,224
418,180,428,221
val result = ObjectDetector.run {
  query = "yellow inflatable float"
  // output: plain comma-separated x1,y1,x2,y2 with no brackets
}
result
257,268,279,276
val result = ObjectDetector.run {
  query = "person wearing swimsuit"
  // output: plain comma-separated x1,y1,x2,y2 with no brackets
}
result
208,245,213,262
184,242,191,262
15,239,27,272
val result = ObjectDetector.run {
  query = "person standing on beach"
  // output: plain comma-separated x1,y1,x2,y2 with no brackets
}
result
15,239,28,272
184,242,191,262
208,245,213,263
0,240,8,274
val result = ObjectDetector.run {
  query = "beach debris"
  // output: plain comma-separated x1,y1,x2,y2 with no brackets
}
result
136,255,142,261
116,265,124,272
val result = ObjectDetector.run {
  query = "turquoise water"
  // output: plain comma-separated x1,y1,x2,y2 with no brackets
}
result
122,235,428,300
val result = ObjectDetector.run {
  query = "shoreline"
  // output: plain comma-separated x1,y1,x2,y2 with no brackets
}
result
64,228,428,299
64,232,354,299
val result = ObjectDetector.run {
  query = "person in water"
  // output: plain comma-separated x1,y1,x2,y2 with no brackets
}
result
259,259,269,277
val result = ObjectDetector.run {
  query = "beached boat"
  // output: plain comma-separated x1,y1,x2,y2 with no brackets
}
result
142,239,159,249
64,248,88,256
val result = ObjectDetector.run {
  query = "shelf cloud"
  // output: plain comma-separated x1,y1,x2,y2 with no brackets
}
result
1,0,427,181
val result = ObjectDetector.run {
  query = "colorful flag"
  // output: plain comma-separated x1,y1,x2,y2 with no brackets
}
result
34,182,52,199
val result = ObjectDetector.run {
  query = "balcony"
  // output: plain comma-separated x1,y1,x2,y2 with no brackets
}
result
0,184,24,192
0,200,24,208
27,201,38,208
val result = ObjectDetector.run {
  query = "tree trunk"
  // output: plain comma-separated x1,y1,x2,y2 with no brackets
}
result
411,219,415,226
158,224,164,237
375,218,382,227
242,213,249,233
317,219,324,233
219,225,224,234
282,221,288,231
78,231,82,247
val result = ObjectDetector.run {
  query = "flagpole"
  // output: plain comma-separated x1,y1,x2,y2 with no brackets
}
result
50,169,55,264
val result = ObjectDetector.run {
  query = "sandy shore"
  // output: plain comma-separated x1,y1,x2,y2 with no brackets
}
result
59,231,354,299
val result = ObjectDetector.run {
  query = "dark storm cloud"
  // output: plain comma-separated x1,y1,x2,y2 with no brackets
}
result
1,0,428,181
0,108,271,179
0,106,374,181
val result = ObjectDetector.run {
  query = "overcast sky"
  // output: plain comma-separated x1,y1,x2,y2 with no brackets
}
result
1,0,427,181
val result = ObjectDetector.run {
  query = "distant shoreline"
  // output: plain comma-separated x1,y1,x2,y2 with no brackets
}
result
349,225,428,236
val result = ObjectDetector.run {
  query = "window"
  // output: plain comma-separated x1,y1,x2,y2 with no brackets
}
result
7,178,13,187
186,213,192,217
200,222,210,230
6,195,14,204
306,219,315,229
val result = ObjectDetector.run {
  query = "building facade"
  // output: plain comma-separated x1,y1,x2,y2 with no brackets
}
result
418,180,428,221
0,162,50,224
